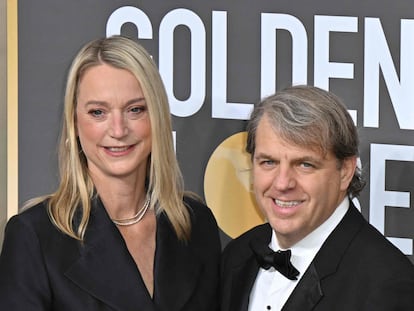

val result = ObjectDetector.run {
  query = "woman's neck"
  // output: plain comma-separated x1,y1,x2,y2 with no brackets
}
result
91,172,148,220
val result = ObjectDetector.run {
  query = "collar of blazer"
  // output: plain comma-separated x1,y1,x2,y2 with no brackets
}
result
64,197,202,311
223,224,271,311
283,202,365,310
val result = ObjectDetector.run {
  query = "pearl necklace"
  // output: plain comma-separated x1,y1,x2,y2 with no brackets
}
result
111,196,151,226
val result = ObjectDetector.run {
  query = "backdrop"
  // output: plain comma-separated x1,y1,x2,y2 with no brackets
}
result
15,0,414,263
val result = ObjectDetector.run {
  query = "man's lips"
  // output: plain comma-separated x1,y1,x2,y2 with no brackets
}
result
274,199,303,208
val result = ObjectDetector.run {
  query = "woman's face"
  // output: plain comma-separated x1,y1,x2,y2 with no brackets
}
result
75,63,152,181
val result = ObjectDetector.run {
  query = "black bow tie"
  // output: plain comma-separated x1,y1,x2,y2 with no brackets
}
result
250,242,300,280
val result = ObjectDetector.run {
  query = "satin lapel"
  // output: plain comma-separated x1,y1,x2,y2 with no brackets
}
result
283,203,365,311
282,263,322,311
65,198,156,311
228,224,272,311
312,203,365,277
153,212,201,311
229,257,261,311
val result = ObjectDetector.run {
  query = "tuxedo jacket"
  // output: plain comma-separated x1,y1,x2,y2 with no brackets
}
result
220,203,414,311
0,196,221,311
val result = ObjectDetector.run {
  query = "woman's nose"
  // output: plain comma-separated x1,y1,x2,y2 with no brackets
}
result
109,113,128,138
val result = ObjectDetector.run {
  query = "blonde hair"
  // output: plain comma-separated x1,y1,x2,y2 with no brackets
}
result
26,36,191,241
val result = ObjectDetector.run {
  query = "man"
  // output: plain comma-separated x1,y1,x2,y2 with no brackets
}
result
220,85,414,311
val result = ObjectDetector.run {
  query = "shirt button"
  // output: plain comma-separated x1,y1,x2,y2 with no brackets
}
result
266,306,271,310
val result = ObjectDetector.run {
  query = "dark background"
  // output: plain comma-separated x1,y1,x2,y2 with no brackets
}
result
18,0,414,262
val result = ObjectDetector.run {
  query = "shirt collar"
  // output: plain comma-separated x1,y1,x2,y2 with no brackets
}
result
270,196,350,257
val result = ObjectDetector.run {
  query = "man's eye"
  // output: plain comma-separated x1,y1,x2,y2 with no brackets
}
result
301,162,314,168
261,160,274,166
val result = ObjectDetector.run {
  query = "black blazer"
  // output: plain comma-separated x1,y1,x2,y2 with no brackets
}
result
0,196,221,311
220,202,414,311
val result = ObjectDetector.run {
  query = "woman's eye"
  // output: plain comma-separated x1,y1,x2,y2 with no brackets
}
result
130,106,143,113
89,109,104,117
128,106,147,119
129,105,147,114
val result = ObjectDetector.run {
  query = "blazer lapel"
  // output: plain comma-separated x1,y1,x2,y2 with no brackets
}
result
227,224,272,311
282,263,322,310
283,202,365,311
152,212,202,311
64,198,156,311
228,257,261,311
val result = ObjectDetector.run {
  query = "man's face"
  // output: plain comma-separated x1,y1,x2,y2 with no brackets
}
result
252,116,356,248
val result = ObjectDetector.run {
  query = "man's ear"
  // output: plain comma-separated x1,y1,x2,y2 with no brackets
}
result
340,156,357,191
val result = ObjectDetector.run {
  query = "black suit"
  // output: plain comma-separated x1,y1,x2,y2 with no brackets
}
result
0,196,221,311
221,203,414,310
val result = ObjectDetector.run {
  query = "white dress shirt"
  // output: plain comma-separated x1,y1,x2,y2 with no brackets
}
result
248,197,350,311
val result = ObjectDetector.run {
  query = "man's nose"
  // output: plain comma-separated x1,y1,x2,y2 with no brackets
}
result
272,166,296,191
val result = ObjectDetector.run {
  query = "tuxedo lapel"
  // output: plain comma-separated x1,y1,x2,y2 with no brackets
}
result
152,212,202,311
64,198,155,311
225,224,272,311
282,263,322,310
313,203,365,277
228,256,260,311
283,203,365,311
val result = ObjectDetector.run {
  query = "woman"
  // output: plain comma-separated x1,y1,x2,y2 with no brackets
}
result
0,36,221,311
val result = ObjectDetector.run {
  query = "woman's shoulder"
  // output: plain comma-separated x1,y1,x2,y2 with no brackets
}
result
183,193,220,234
16,198,49,218
6,198,53,235
183,193,213,219
3,198,73,256
182,193,221,253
